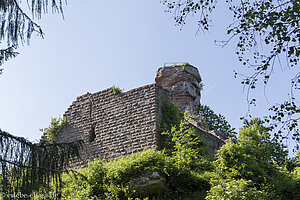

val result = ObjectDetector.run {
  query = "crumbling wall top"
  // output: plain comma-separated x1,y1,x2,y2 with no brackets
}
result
155,64,201,86
155,64,202,115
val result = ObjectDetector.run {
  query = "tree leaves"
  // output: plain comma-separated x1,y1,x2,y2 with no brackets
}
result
162,0,300,146
39,117,66,141
0,0,65,67
162,0,216,31
199,105,236,138
0,129,83,197
0,46,18,68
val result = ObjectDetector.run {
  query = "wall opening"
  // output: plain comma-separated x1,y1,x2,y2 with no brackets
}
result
89,126,96,142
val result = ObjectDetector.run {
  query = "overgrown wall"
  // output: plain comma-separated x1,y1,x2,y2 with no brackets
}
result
42,82,226,168
56,84,169,168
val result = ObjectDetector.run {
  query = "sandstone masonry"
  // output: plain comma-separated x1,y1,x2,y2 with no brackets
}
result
41,64,226,168
155,64,201,115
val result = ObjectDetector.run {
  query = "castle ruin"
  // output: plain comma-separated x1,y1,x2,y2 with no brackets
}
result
41,64,226,168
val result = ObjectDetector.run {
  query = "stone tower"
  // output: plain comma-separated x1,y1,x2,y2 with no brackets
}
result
155,64,202,115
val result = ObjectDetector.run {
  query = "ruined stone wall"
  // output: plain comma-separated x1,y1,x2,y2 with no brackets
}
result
42,65,227,168
155,64,202,115
155,64,226,154
56,84,169,168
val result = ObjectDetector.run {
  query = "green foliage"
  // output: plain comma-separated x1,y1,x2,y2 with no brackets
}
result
199,104,236,138
89,150,169,199
292,167,300,199
162,111,211,169
160,99,211,165
214,119,288,183
171,62,190,67
31,117,300,199
0,129,83,199
162,0,300,147
0,0,65,67
206,178,270,200
40,117,66,141
43,149,211,199
59,169,95,200
286,156,299,172
160,99,180,133
211,118,300,199
111,85,123,95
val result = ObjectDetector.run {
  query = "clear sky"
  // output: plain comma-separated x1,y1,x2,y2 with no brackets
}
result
0,0,297,153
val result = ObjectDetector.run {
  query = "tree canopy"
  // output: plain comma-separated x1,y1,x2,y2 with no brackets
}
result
29,117,300,199
162,0,300,146
0,0,65,67
0,129,83,198
209,118,298,199
199,104,236,138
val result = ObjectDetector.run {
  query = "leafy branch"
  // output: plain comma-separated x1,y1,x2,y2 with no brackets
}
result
40,116,66,142
162,0,300,146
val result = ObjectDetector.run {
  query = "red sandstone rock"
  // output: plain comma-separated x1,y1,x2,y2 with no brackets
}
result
155,64,202,115
40,65,226,167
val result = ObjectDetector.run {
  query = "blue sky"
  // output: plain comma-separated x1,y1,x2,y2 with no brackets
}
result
0,0,297,153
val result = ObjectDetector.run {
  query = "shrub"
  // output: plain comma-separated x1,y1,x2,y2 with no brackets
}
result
206,178,270,200
111,85,123,95
40,117,66,141
214,119,288,183
160,99,180,133
60,169,93,199
42,148,211,199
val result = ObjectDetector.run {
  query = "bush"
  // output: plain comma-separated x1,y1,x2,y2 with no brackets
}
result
60,169,93,199
87,149,210,199
34,116,300,199
40,148,211,199
111,85,123,95
206,178,270,200
211,118,300,199
162,111,211,171
160,99,180,133
214,119,288,184
40,117,66,141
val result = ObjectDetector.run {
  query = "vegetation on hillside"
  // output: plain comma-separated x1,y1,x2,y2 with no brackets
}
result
35,109,213,199
24,101,300,199
1,100,299,199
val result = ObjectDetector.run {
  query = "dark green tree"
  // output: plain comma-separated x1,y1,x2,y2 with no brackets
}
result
212,119,299,199
0,129,83,199
0,0,65,67
215,119,288,181
199,104,236,138
162,0,300,146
